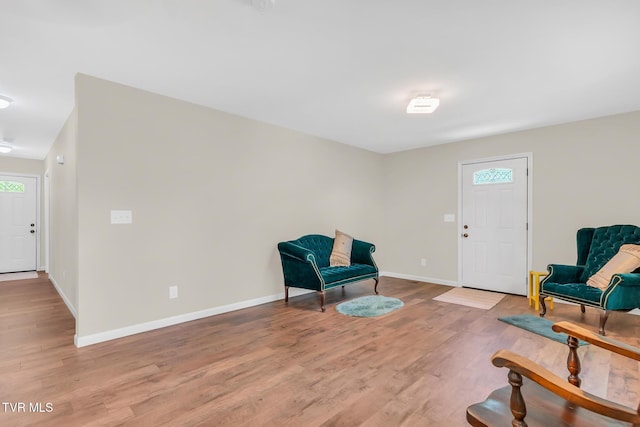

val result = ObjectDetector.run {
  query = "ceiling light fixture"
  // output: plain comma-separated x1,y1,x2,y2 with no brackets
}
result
0,138,13,154
407,95,439,114
0,95,14,109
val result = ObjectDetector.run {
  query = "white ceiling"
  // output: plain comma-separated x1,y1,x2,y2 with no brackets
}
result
1,1,640,159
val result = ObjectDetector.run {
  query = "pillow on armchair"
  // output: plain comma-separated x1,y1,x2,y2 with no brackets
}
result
587,244,640,289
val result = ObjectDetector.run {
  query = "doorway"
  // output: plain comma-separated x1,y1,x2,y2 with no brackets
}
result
0,174,38,273
459,155,531,295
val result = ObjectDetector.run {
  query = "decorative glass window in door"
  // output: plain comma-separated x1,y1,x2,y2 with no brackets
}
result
0,181,25,193
473,168,513,185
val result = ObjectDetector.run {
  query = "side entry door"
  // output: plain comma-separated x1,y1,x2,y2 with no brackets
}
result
0,175,37,273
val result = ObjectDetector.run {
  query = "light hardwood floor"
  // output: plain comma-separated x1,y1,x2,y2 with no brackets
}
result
1,273,639,426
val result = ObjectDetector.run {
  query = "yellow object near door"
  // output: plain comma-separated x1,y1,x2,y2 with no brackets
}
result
529,270,554,311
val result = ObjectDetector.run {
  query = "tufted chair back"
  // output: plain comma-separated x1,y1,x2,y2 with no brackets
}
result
580,225,640,282
293,235,334,268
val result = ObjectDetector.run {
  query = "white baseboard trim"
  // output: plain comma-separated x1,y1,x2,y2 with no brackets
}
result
74,287,315,348
380,271,458,287
48,273,78,319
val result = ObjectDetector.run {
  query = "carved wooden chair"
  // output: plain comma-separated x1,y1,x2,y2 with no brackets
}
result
466,321,640,426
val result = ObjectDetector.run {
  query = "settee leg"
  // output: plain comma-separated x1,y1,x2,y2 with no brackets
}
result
599,310,610,336
374,277,379,294
319,291,326,312
539,294,547,317
285,286,289,303
580,304,586,314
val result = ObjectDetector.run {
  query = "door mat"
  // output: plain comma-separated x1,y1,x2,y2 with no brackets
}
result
0,271,38,282
433,287,505,310
336,295,404,317
499,314,588,346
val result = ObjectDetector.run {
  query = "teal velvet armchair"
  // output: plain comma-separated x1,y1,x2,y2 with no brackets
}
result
540,225,640,335
277,234,379,311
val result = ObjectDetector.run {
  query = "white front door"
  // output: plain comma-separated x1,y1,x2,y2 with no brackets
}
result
461,157,528,295
0,175,37,273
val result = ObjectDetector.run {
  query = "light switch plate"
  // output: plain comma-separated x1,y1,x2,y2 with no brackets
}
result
444,214,455,222
111,210,133,224
169,286,178,299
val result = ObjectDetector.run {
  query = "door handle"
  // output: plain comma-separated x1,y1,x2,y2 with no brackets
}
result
30,230,35,234
463,233,469,238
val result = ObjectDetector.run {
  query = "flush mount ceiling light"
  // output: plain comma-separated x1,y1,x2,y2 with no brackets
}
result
0,143,12,154
407,95,439,114
0,138,13,154
0,95,13,109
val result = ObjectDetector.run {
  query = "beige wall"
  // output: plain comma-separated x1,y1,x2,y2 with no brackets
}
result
44,109,79,315
0,156,45,269
73,74,383,339
381,111,640,282
0,156,43,175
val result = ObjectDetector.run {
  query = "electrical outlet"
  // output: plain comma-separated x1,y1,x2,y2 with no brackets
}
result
169,285,178,299
420,258,427,267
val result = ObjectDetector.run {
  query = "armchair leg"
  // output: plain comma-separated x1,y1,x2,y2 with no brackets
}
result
374,277,379,294
319,291,326,312
285,286,289,303
580,304,586,314
539,293,547,317
599,310,610,336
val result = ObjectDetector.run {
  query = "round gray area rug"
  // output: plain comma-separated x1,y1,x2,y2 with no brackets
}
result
336,295,404,317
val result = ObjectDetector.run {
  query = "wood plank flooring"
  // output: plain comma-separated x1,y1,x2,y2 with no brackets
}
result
1,273,640,426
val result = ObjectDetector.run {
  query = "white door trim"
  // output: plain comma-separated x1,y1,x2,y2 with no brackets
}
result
44,170,50,273
0,171,41,271
456,152,533,289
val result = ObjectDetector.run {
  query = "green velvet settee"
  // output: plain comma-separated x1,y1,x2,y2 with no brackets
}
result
540,224,640,335
277,234,379,312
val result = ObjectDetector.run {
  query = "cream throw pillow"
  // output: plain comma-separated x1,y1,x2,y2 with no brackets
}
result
587,244,640,289
329,229,353,267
